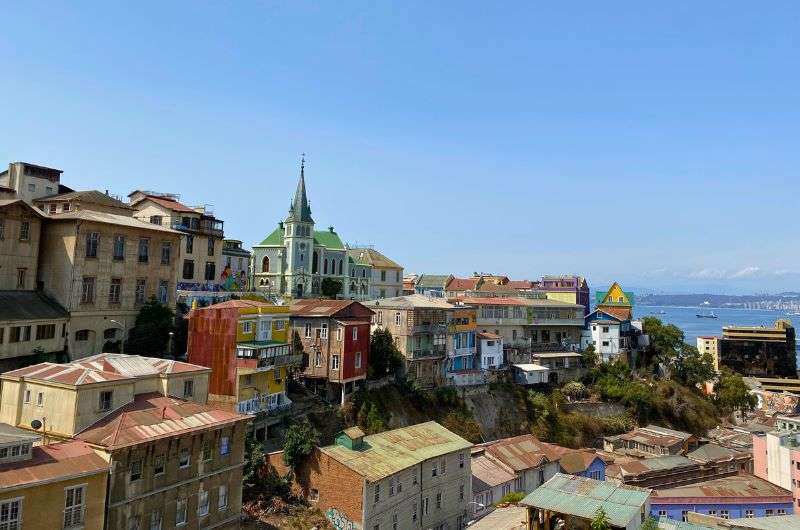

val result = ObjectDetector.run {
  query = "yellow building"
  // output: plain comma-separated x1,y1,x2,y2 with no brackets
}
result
0,426,109,530
188,299,301,441
696,336,720,371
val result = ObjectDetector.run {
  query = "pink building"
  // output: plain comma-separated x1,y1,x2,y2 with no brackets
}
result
753,430,800,512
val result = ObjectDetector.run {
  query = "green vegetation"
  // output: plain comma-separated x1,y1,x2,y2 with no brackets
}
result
641,517,660,530
715,367,758,414
283,420,320,470
124,299,176,357
590,506,611,530
562,381,588,400
368,328,404,379
497,491,525,505
321,278,343,298
581,344,599,368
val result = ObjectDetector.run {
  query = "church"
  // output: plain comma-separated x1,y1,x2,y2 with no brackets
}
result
252,160,349,298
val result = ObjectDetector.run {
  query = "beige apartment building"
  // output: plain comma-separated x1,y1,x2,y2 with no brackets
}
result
348,247,404,299
0,353,247,529
35,191,182,358
0,199,44,290
0,161,63,203
128,190,225,295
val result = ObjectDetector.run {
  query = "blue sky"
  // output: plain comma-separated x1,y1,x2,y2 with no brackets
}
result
2,2,798,294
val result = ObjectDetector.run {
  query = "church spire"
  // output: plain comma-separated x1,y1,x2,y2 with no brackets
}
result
286,154,314,224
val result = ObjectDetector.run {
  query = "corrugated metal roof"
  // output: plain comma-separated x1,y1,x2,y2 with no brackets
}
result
363,294,456,309
0,424,40,445
0,290,69,322
0,440,108,491
651,474,791,501
482,434,570,472
471,454,516,491
522,473,650,527
722,515,800,530
48,209,181,234
321,421,471,482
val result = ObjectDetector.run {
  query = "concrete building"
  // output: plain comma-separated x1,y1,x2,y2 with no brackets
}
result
478,331,503,369
596,282,635,321
513,363,550,385
698,336,721,371
221,239,251,291
479,434,565,496
539,275,591,315
267,422,473,530
252,161,352,299
446,306,479,385
365,294,456,389
0,290,69,369
187,299,299,440
522,473,651,530
36,193,183,359
604,425,698,457
719,320,797,377
606,451,751,490
582,308,642,363
0,199,44,290
0,429,109,530
414,274,454,297
752,430,800,497
348,247,404,299
291,299,373,401
650,475,793,521
0,161,63,203
470,447,517,519
530,351,586,384
128,190,225,300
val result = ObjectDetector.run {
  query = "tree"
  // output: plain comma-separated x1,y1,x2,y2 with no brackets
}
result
642,317,685,368
283,420,320,470
292,330,308,371
715,368,758,414
641,517,659,530
590,506,611,530
674,346,715,387
124,299,175,356
582,344,599,368
562,381,588,401
368,328,403,379
243,436,267,487
321,277,343,298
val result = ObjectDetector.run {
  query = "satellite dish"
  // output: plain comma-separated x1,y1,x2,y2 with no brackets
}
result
30,419,42,430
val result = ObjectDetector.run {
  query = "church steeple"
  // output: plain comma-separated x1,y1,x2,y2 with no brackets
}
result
286,155,314,224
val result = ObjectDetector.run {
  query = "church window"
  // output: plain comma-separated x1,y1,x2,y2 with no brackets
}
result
313,252,318,274
324,259,328,275
338,259,343,275
261,256,270,273
300,253,304,263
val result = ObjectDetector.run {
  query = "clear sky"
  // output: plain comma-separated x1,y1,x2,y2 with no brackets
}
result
2,2,798,294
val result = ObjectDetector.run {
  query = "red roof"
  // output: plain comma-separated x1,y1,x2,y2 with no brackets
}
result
137,194,196,213
478,332,502,340
506,280,534,289
0,440,108,490
482,434,572,472
291,299,373,318
446,278,480,291
77,393,248,450
3,362,131,385
462,297,529,306
195,299,277,310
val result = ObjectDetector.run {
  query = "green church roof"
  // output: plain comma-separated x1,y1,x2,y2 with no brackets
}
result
257,226,285,246
595,291,635,306
314,230,345,250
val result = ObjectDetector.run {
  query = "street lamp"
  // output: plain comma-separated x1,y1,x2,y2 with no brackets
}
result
108,319,127,355
168,331,175,359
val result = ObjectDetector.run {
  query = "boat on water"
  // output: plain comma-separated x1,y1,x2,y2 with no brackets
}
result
697,301,718,319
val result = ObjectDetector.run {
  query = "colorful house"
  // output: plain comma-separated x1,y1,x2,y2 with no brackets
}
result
448,306,478,375
187,299,300,441
596,281,635,321
582,307,641,363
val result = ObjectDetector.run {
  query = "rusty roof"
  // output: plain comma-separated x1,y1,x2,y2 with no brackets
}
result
606,455,697,478
195,299,277,310
618,425,690,448
76,393,248,450
2,362,132,385
651,474,792,502
291,299,372,317
132,193,196,213
477,332,502,340
472,454,516,492
0,440,108,492
482,434,571,472
559,450,607,474
447,278,480,291
321,421,471,482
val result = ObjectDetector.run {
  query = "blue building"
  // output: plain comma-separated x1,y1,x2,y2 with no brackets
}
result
650,475,793,521
558,450,608,481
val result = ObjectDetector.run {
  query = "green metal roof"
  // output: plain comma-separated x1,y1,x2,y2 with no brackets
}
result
321,421,472,482
313,229,345,250
596,291,636,306
522,473,649,528
257,226,285,246
237,340,288,348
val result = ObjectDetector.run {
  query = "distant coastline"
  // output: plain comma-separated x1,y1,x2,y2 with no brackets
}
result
637,292,800,311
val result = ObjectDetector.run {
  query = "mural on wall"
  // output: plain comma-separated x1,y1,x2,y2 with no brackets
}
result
220,264,248,291
325,508,361,530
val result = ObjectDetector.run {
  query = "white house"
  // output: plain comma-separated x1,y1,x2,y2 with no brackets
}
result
478,332,503,369
512,364,549,385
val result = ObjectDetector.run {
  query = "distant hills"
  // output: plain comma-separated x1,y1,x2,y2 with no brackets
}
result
637,292,800,309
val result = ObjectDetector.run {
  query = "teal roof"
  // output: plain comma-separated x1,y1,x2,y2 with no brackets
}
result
257,226,285,246
595,291,636,306
314,230,345,250
522,473,649,528
237,340,288,348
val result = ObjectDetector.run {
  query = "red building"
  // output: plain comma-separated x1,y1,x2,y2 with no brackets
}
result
290,299,374,403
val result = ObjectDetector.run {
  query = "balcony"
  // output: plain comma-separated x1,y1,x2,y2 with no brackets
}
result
527,318,584,327
171,218,224,238
450,347,476,358
412,323,448,333
256,353,303,371
237,394,293,416
411,346,446,359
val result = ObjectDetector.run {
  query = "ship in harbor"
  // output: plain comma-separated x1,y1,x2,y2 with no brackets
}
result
697,301,718,319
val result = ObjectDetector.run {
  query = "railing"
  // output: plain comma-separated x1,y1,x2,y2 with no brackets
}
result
170,219,224,238
256,353,303,370
237,394,293,416
411,347,446,359
412,323,448,333
448,371,487,386
450,347,476,358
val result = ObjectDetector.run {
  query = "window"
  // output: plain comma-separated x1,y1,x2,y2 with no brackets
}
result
392,513,398,530
205,261,215,280
374,483,380,503
149,215,163,225
745,510,754,518
395,312,401,326
432,461,438,477
459,483,465,501
273,368,281,383
15,268,25,289
440,456,447,475
304,323,312,338
113,235,125,260
85,232,99,258
602,326,609,333
23,391,30,404
37,392,43,406
708,510,717,516
109,278,122,304
314,351,322,367
436,491,442,509
352,327,358,340
681,511,689,522
766,509,774,517
389,477,395,495
149,511,162,530
220,436,230,455
81,277,95,303
138,238,149,262
160,242,171,265
324,258,328,274
720,510,729,519
658,510,667,517
27,183,36,192
185,235,193,254
62,203,70,212
412,503,418,522
201,440,211,461
179,448,190,468
99,391,113,411
412,470,418,486
75,329,90,341
198,490,209,516
182,259,194,279
154,454,165,475
778,509,787,515
459,452,465,468
337,327,342,342
261,256,269,272
320,323,328,339
331,355,340,370
19,221,30,241
183,379,194,398
0,499,21,530
423,497,429,515
206,238,215,256
243,321,253,333
135,279,146,305
158,280,169,304
130,459,142,481
64,485,85,528
35,323,55,340
176,499,188,526
219,484,228,510
355,352,362,369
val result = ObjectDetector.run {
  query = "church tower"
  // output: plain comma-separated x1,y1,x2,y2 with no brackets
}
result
284,157,315,297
